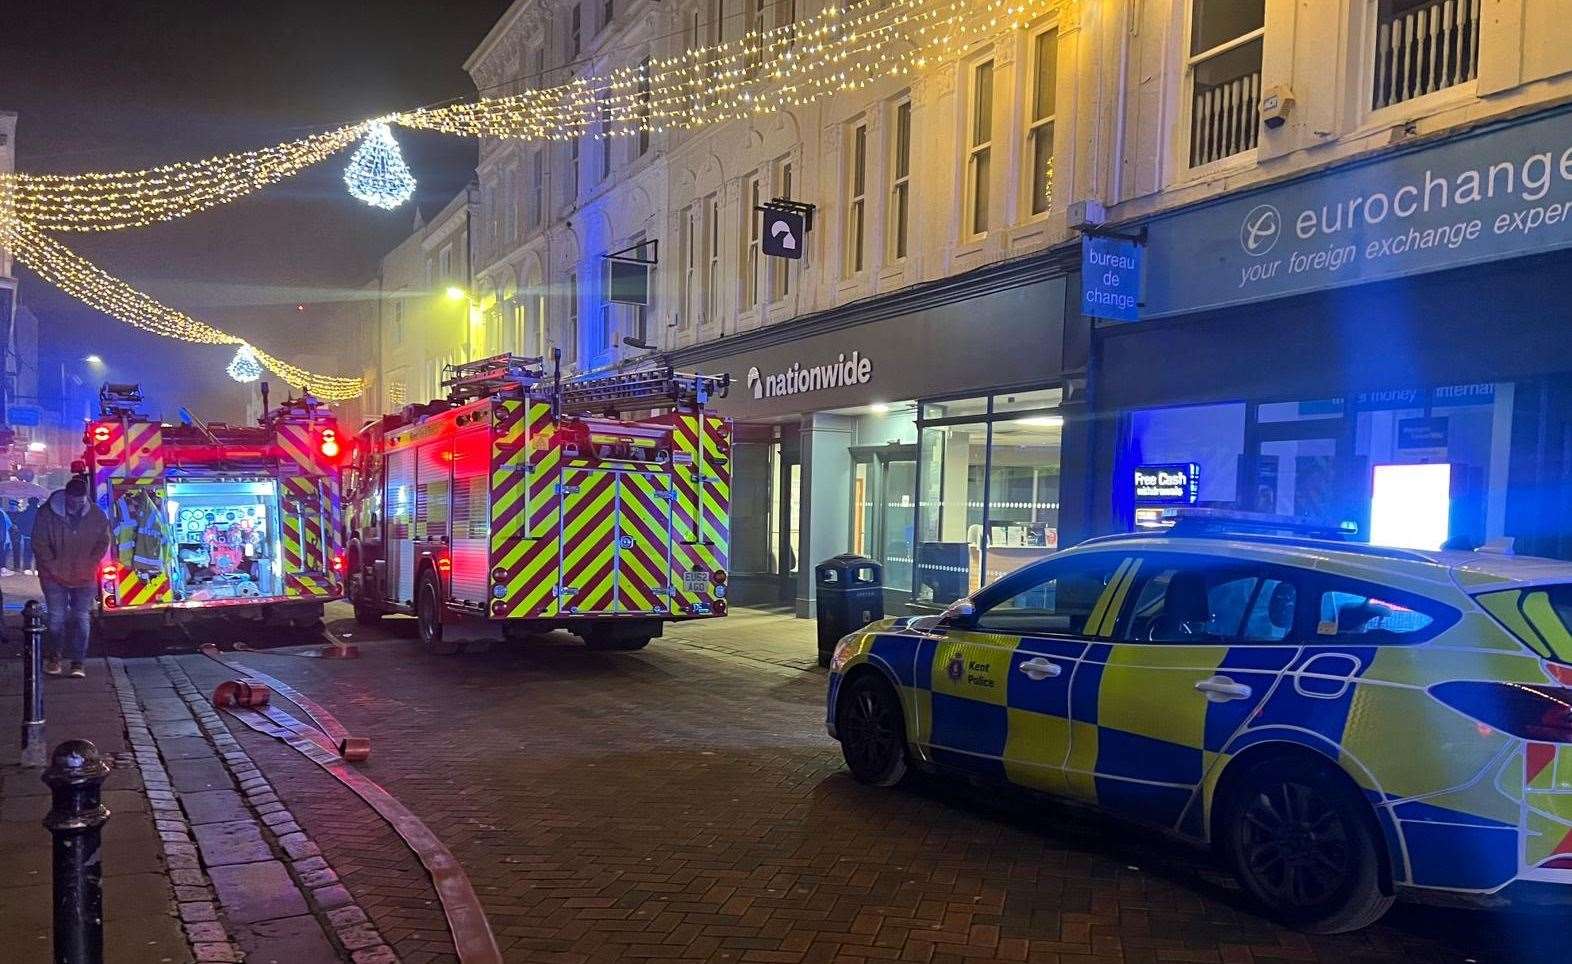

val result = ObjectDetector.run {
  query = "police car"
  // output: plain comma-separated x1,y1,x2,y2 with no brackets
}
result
826,512,1572,932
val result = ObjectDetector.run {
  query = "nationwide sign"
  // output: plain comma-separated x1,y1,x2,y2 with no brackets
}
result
1143,103,1572,318
747,350,872,399
1134,462,1200,505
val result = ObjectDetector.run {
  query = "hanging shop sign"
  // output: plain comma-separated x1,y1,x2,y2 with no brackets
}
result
1134,462,1200,505
1081,234,1142,321
1143,103,1572,318
759,201,814,260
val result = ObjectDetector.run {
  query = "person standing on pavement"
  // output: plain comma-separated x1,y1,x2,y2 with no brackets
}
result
34,477,111,678
12,496,39,573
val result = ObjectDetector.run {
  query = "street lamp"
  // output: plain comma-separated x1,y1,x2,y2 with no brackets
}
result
82,355,104,367
445,286,466,302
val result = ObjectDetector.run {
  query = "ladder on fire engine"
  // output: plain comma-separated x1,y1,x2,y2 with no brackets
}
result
556,366,730,416
442,354,548,402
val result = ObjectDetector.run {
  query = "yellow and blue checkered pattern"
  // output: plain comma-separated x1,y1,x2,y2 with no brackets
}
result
828,554,1572,898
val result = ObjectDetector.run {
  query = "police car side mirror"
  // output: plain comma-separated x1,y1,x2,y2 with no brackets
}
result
941,600,977,628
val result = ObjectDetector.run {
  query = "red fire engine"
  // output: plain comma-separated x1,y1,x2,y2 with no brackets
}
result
342,355,733,653
84,384,348,638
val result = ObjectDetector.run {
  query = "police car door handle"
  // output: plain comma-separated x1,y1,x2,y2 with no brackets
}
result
1195,675,1252,702
1016,657,1061,681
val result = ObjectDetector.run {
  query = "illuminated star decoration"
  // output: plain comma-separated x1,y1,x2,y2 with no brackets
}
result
343,122,416,210
226,344,264,383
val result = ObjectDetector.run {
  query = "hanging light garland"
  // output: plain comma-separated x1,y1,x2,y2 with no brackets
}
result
0,125,366,232
343,121,417,210
226,344,264,383
0,0,1054,402
0,218,365,400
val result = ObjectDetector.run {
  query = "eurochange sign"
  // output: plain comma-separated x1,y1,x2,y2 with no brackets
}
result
1143,103,1572,318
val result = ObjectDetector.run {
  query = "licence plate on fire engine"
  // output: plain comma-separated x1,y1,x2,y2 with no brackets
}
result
683,570,710,593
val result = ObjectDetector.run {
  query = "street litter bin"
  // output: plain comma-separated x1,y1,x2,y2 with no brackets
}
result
815,554,883,667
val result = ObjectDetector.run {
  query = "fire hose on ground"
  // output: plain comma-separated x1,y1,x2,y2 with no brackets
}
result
202,646,502,964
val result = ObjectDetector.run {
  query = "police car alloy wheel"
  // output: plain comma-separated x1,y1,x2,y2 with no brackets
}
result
838,675,909,787
1220,756,1393,933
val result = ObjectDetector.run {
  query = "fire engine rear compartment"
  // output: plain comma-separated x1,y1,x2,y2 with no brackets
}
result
163,479,283,601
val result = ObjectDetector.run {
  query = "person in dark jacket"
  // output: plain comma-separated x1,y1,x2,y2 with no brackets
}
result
35,478,112,678
14,496,39,572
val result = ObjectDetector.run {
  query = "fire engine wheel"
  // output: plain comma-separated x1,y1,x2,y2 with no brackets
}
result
353,601,383,626
416,572,461,656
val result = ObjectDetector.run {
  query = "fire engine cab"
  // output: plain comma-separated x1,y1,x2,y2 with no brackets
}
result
342,354,733,653
84,383,347,638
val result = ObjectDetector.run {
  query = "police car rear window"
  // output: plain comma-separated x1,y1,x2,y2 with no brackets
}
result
1309,578,1457,644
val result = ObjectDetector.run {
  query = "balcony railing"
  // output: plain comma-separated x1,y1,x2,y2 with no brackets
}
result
1191,69,1261,168
1373,0,1480,110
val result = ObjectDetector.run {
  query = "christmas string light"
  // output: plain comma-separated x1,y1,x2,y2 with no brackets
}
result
343,122,417,209
226,344,264,383
0,218,365,400
0,125,367,232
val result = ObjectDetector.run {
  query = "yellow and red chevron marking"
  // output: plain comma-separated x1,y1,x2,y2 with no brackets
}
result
559,469,619,614
490,401,563,619
617,471,673,614
112,568,171,608
275,422,333,476
668,413,731,614
282,477,329,573
285,573,336,598
89,420,163,487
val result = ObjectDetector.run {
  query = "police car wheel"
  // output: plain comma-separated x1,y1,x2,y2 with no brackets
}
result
416,572,460,656
838,675,908,788
1221,756,1393,933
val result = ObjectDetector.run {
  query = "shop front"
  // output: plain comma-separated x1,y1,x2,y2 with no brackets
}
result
670,251,1090,616
1095,102,1572,558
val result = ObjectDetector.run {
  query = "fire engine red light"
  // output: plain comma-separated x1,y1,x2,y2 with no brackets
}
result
92,426,111,443
319,429,342,460
331,552,346,573
101,564,118,579
436,556,452,574
714,599,728,616
710,569,727,585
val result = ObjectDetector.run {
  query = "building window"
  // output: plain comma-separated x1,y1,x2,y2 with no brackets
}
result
888,99,911,260
527,46,544,89
1373,0,1480,110
844,122,868,276
771,159,793,300
511,298,525,353
914,388,1065,605
1026,28,1057,216
439,245,453,282
704,194,721,326
569,3,582,57
535,292,548,356
602,0,614,32
530,150,544,227
708,0,724,43
1187,0,1263,168
598,93,612,182
566,271,579,362
679,205,698,329
743,174,762,309
503,165,518,242
779,0,796,28
568,137,580,201
636,57,652,157
600,302,615,354
392,299,404,345
965,59,994,238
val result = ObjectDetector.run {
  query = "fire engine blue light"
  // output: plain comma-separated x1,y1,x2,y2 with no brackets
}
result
344,122,417,210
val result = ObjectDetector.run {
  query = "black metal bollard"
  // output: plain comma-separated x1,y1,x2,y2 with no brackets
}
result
42,740,111,964
20,599,47,768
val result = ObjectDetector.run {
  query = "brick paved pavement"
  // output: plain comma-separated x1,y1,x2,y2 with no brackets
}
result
156,605,1564,964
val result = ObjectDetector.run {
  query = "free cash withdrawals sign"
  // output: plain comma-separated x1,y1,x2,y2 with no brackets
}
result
1143,103,1572,318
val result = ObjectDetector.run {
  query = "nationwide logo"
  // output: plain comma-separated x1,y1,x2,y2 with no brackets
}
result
745,351,873,400
1240,203,1282,256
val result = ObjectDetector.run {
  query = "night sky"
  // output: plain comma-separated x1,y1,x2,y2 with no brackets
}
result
1,0,514,421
